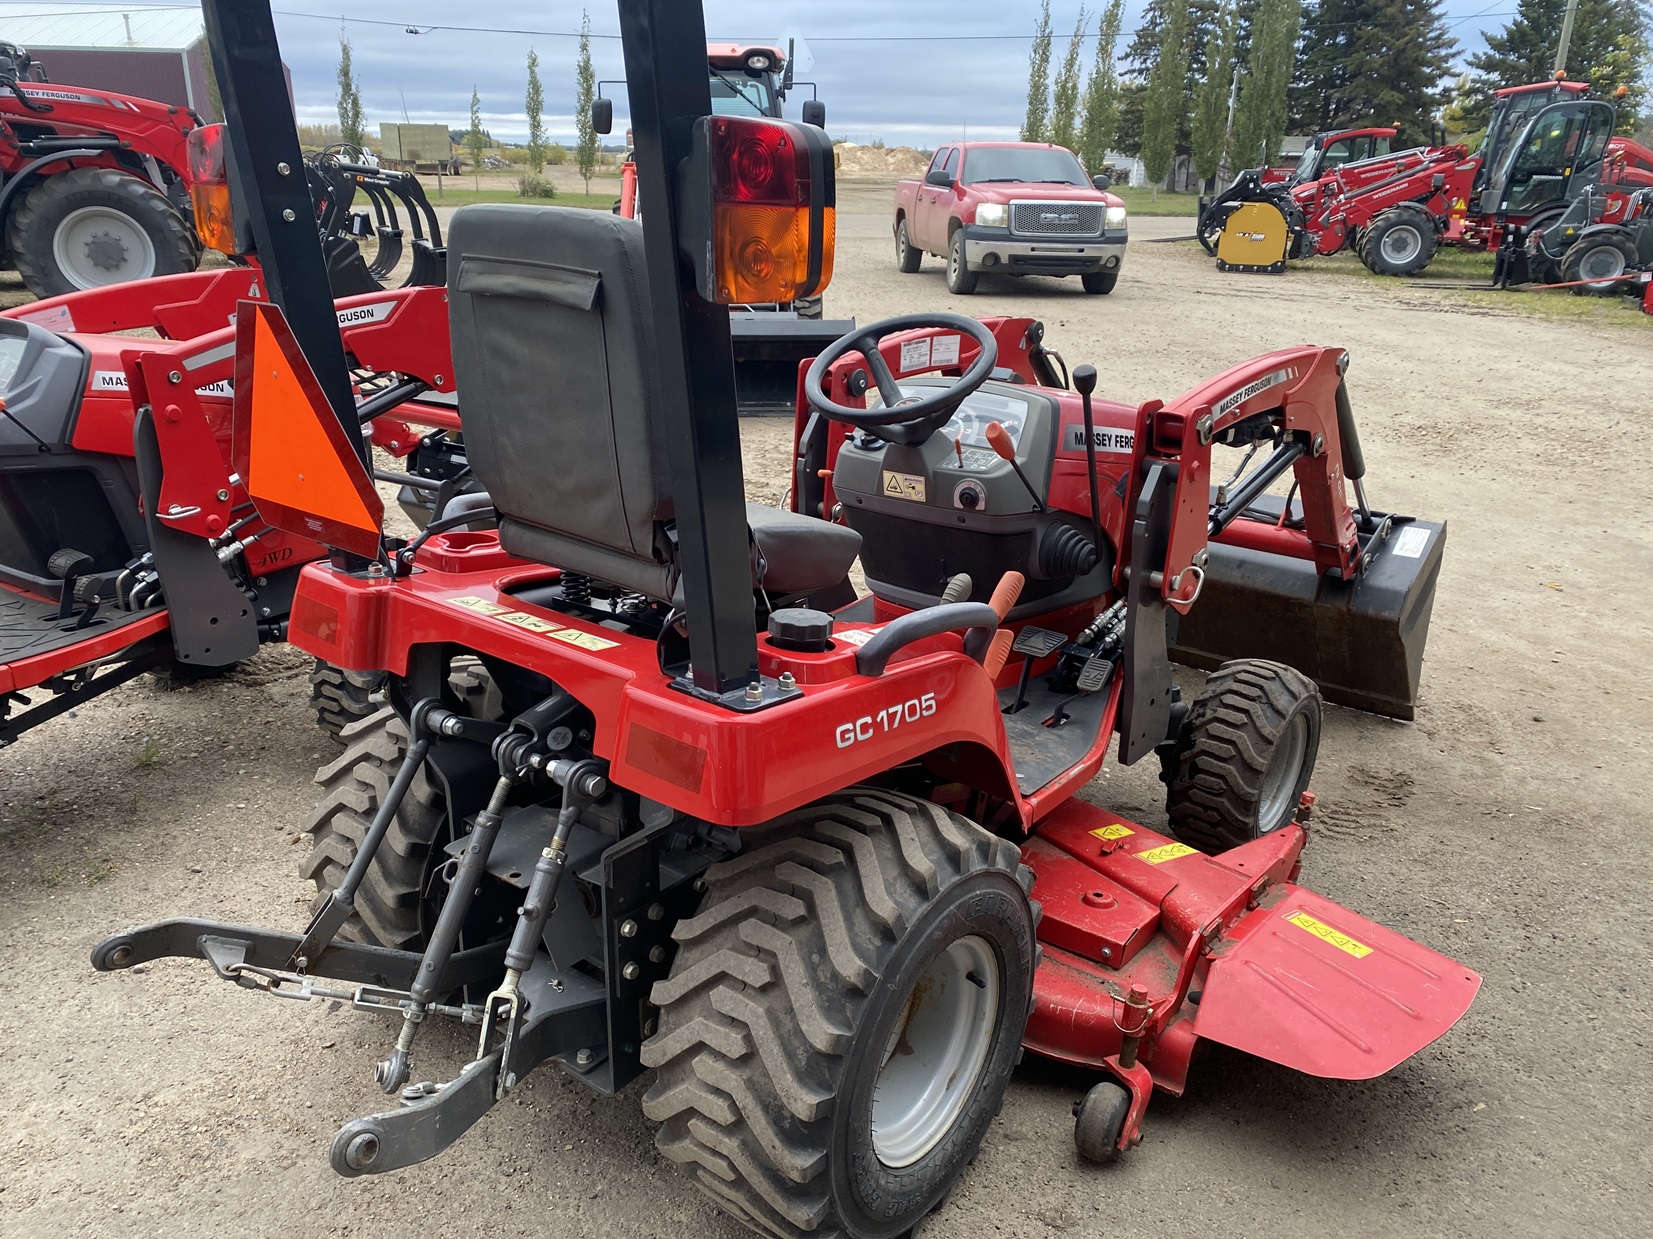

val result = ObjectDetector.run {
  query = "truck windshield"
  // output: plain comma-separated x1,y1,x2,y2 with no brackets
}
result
962,147,1088,186
709,73,776,118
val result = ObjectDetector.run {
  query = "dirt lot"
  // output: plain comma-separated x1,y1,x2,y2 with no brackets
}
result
2,190,1650,1239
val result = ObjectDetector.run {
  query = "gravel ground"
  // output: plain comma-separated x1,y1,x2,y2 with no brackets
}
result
1,196,1649,1239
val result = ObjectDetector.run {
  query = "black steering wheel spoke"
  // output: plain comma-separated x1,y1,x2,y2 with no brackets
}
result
805,312,1001,444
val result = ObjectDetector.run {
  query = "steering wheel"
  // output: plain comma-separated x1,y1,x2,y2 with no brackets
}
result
804,313,998,445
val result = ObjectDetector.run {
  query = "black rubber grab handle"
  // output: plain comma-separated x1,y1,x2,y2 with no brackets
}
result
855,602,1000,676
1334,380,1366,481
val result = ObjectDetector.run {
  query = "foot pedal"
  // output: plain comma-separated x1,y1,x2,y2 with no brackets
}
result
1012,627,1067,658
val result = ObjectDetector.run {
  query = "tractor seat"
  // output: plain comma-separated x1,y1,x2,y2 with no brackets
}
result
446,205,858,602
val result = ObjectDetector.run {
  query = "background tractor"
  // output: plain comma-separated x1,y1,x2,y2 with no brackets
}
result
93,5,1477,1239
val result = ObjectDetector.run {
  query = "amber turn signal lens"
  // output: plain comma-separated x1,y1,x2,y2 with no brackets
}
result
186,125,237,255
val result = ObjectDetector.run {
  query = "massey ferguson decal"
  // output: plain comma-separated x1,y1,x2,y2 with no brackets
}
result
1212,366,1297,418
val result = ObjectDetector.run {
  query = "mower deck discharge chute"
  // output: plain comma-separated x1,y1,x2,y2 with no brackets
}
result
94,3,1478,1235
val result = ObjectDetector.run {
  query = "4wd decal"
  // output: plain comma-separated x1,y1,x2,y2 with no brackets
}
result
1211,367,1296,418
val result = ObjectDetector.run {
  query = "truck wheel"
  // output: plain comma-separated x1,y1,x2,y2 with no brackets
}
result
1164,659,1322,854
301,709,448,949
643,788,1036,1238
1560,232,1638,295
8,167,198,297
1360,210,1437,277
895,218,922,272
946,229,979,294
1081,271,1117,294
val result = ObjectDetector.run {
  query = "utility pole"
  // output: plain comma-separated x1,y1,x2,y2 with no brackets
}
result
1554,0,1580,75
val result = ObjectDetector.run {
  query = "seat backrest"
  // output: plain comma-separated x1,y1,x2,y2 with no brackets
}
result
447,205,674,597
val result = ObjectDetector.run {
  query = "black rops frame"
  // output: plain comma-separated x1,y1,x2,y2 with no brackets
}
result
199,0,365,470
618,0,762,699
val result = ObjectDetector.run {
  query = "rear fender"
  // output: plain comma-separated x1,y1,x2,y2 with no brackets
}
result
1194,883,1480,1079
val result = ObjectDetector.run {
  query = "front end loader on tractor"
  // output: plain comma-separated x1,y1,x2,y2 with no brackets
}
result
95,3,1478,1236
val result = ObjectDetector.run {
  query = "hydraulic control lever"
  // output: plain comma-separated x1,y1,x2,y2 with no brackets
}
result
1072,364,1105,562
985,422,1044,511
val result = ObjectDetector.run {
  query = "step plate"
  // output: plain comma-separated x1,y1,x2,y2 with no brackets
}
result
0,586,168,692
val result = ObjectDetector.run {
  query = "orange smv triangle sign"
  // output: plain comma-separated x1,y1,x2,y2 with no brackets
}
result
231,299,383,560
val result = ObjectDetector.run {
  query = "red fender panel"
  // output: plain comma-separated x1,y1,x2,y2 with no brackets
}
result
1194,884,1481,1079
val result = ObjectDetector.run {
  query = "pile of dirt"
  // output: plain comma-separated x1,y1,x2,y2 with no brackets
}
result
835,143,929,177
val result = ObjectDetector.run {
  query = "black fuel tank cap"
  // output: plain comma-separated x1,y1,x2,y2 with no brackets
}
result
767,607,834,652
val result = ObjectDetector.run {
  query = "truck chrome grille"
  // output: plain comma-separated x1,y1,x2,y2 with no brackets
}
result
1010,201,1104,237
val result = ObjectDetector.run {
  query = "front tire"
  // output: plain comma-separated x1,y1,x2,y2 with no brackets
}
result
1081,271,1117,295
1361,210,1437,277
1165,659,1322,854
8,167,198,297
946,229,979,294
642,789,1036,1238
1560,232,1639,295
895,218,922,273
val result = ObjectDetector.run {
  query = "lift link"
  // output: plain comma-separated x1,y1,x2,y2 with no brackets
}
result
479,756,609,1098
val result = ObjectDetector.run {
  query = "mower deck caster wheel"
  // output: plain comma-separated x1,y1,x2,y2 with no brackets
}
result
1073,1080,1132,1163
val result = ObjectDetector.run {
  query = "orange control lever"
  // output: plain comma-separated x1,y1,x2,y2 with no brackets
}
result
985,421,1015,460
980,570,1025,679
986,570,1025,620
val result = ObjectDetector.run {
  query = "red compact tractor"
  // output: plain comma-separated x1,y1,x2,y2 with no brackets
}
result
94,3,1479,1236
1204,79,1653,277
0,41,203,296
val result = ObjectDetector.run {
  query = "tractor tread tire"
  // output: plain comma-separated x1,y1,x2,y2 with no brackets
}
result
8,166,197,298
642,788,1035,1239
1360,209,1437,277
1559,231,1638,295
310,659,383,742
1166,659,1322,854
301,708,446,949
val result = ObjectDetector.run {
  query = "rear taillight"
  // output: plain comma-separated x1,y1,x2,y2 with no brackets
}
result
683,115,834,305
186,124,236,255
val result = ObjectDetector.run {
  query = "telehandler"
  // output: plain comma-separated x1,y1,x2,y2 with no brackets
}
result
95,3,1479,1237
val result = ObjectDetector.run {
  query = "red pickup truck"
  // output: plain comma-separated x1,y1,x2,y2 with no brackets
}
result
892,141,1128,295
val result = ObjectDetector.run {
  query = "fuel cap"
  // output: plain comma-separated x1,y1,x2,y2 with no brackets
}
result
767,607,834,652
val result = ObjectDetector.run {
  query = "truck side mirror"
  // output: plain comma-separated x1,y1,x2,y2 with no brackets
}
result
925,168,954,188
592,97,613,135
801,99,826,129
1091,174,1109,191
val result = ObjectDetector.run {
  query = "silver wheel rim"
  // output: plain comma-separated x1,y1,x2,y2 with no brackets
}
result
897,222,908,260
1258,711,1310,831
53,205,157,289
1379,225,1421,266
1578,246,1626,284
949,237,960,281
871,934,1000,1169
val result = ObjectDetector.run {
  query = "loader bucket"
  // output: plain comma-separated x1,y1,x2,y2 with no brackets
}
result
1170,512,1446,720
730,313,854,415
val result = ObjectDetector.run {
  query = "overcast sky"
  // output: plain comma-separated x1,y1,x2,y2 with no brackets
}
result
74,2,1522,146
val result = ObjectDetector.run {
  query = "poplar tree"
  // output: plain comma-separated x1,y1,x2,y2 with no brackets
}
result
465,86,486,184
1141,0,1192,186
1234,0,1301,166
1191,3,1237,185
336,34,364,151
1022,2,1055,141
575,11,598,194
1077,0,1127,172
526,49,547,173
1049,7,1090,149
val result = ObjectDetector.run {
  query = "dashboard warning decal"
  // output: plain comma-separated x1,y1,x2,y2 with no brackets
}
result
882,471,927,502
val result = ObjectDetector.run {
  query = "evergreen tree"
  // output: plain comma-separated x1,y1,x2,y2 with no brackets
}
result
1077,0,1127,172
1118,0,1225,160
336,33,365,152
1023,2,1055,141
465,86,487,182
575,11,598,194
1191,3,1237,184
1460,0,1648,134
526,49,547,174
1234,0,1301,166
1049,8,1090,149
1292,0,1456,149
1142,0,1192,185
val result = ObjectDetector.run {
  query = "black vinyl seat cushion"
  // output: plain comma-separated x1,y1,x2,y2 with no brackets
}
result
746,503,860,595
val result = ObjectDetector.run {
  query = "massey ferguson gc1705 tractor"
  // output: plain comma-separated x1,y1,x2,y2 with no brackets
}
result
95,3,1478,1236
0,40,203,296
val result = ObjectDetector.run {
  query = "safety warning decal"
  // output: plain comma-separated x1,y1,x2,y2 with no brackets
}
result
881,471,927,503
899,337,932,372
496,611,561,633
1390,526,1429,559
1136,841,1198,865
835,628,877,647
550,629,621,652
1089,824,1134,841
446,595,511,615
18,303,74,332
1285,910,1373,958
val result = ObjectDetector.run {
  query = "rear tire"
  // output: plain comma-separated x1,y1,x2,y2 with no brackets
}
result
1360,210,1437,277
310,659,382,741
895,218,922,273
1165,659,1322,854
8,167,198,297
1560,232,1638,295
301,709,448,949
946,228,978,294
642,788,1036,1238
1081,271,1117,295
